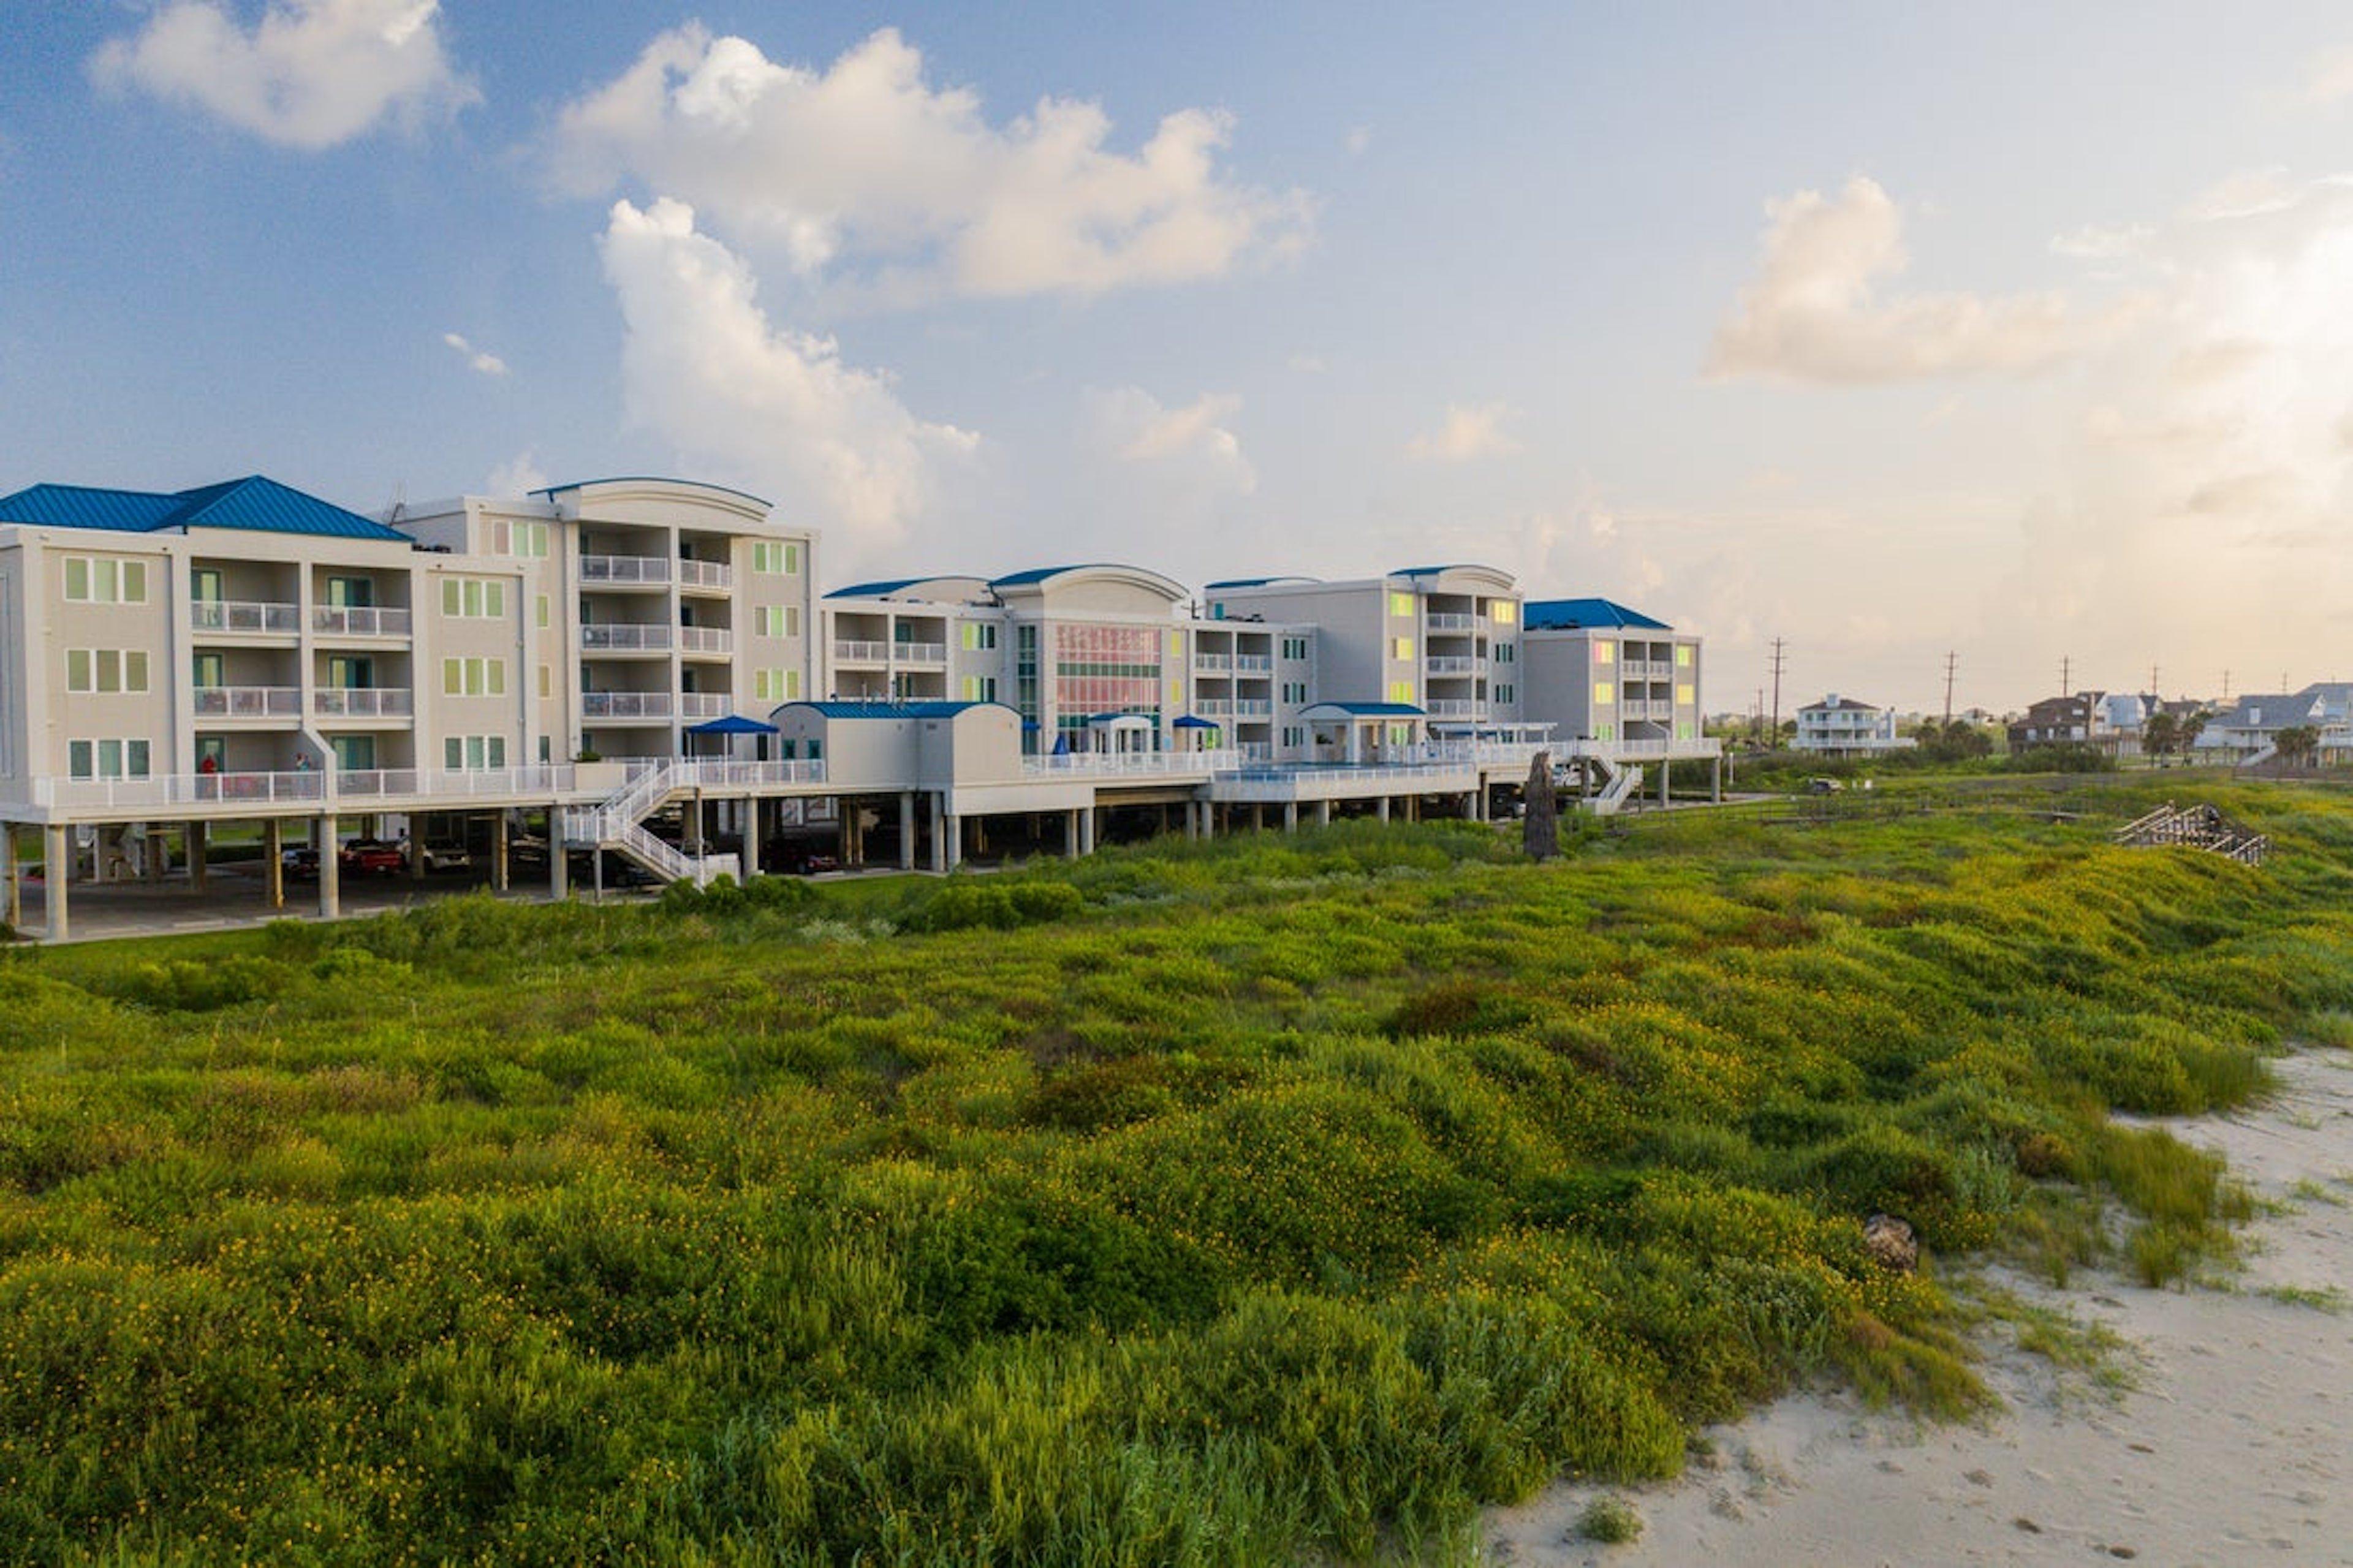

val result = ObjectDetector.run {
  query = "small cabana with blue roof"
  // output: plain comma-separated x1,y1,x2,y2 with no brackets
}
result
1297,701,1428,764
684,713,777,760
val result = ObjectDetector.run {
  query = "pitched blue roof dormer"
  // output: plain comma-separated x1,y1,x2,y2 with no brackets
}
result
0,475,408,542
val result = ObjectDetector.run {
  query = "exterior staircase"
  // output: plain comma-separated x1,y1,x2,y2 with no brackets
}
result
1588,762,1642,817
559,761,737,888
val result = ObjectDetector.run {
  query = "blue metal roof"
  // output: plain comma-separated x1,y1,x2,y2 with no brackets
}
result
825,577,928,599
0,475,407,541
1205,575,1319,590
531,476,772,507
1523,596,1670,631
1390,563,1480,577
685,714,779,734
1301,700,1428,718
773,700,1014,719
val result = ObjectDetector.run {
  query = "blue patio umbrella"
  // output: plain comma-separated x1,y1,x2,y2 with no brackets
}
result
1051,732,1070,756
684,714,779,735
1172,714,1220,730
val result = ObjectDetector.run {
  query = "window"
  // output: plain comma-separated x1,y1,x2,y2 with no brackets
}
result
506,521,550,559
1388,591,1415,618
963,675,998,701
1594,683,1614,705
325,575,373,608
1675,645,1692,667
442,657,506,697
441,578,507,619
67,649,149,693
1387,680,1414,703
63,556,147,604
1495,642,1515,664
752,540,801,575
1594,640,1614,665
539,665,552,699
68,737,150,779
1281,681,1308,705
1495,683,1515,704
1492,600,1517,624
960,622,999,651
757,604,803,639
443,735,510,771
754,667,788,702
536,593,550,630
1677,683,1694,706
192,653,224,688
1392,637,1415,661
1281,635,1309,662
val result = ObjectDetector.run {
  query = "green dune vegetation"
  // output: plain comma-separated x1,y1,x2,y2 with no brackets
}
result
6,779,2353,1565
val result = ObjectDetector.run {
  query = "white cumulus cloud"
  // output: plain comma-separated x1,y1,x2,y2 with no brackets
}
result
90,0,475,150
485,452,547,495
550,25,1309,301
1406,402,1523,463
441,331,508,377
1710,176,2125,384
597,197,977,549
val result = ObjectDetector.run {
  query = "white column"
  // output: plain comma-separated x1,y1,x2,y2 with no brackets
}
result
42,824,68,942
899,792,917,871
316,814,340,918
265,819,284,908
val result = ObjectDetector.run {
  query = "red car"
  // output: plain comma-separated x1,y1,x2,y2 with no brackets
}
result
339,839,407,875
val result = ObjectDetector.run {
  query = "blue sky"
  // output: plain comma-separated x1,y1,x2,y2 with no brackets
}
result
9,2,2353,709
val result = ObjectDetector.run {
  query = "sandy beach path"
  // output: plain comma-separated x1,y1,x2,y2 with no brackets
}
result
1486,1048,2353,1567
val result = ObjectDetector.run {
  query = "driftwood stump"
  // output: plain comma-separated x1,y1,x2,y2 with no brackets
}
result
1523,750,1559,861
1863,1213,1918,1273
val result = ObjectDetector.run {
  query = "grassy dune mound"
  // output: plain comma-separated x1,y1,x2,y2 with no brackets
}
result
5,785,2352,1565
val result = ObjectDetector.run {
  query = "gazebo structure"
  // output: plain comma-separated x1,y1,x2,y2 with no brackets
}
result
1083,713,1158,754
1172,714,1223,752
1297,701,1428,763
684,713,778,759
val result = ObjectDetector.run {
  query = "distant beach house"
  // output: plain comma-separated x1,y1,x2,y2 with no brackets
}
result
1793,694,1910,757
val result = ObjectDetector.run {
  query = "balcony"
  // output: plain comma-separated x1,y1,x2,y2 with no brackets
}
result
192,685,301,719
894,641,949,664
1426,699,1480,718
678,626,734,656
680,692,731,719
1195,699,1235,716
834,640,890,663
1427,656,1485,676
1194,653,1233,671
314,605,411,638
191,599,299,636
581,692,674,719
677,558,733,590
313,687,412,719
1233,699,1275,716
582,623,673,652
579,554,672,586
1233,654,1275,672
1426,612,1477,633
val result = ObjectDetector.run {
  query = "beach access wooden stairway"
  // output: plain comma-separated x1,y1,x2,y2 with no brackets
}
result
2112,802,2270,866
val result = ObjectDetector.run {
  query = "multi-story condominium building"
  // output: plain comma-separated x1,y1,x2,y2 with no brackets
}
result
0,468,1722,938
824,564,1316,762
393,477,819,764
1793,694,1911,756
1203,565,1524,736
1517,597,1704,749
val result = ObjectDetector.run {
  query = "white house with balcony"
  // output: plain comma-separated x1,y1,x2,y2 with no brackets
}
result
1794,694,1911,756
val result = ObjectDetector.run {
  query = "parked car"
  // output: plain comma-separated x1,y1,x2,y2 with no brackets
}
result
408,839,471,874
1804,777,1844,795
280,846,320,881
778,847,841,876
339,839,407,875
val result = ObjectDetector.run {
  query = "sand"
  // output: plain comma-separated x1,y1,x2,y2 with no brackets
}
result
1486,1048,2353,1567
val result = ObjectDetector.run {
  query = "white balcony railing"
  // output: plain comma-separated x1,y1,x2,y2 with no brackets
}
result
677,558,733,589
834,640,890,663
192,685,302,718
1194,653,1233,671
1195,699,1235,716
29,764,601,814
1426,699,1480,718
580,692,675,719
678,626,734,655
191,599,300,635
1425,613,1476,632
313,687,412,718
582,623,673,652
1023,749,1243,778
314,605,411,637
1233,654,1275,672
895,642,949,664
1426,657,1484,676
578,554,672,586
1233,699,1275,716
680,692,731,719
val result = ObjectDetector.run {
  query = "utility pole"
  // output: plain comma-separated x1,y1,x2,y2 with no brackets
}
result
1768,638,1786,748
2148,661,2159,699
2060,655,2071,699
2222,668,2231,702
1942,651,1958,728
